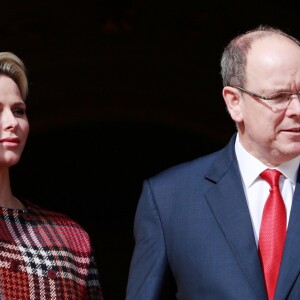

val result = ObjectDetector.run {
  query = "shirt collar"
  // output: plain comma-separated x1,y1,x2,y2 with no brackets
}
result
235,134,300,188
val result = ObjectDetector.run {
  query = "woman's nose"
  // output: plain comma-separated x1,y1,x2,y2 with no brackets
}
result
1,110,18,130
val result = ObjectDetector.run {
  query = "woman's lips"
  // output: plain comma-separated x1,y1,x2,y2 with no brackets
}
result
0,137,20,146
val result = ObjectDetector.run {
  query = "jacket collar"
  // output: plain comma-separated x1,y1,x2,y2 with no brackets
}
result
204,133,300,299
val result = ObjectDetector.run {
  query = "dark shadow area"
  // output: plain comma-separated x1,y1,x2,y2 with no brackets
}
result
10,120,231,299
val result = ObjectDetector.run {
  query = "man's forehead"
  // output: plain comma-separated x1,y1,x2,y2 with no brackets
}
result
249,34,300,53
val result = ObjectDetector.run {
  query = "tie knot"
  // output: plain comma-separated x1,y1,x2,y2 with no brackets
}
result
260,169,282,187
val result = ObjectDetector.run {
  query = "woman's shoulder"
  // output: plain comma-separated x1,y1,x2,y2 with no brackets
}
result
26,200,79,224
24,200,92,249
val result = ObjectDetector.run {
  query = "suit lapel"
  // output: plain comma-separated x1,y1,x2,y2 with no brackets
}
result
204,135,267,299
275,178,300,299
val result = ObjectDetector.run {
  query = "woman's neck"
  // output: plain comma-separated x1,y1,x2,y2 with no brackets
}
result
0,168,24,209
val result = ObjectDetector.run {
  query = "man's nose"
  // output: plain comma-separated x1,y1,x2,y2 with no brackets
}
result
291,93,300,102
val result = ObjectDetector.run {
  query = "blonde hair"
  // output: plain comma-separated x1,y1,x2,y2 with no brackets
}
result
0,52,28,100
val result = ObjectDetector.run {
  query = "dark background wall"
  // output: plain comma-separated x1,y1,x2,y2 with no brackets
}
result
2,0,300,298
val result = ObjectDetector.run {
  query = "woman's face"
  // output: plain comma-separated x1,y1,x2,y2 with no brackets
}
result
0,74,29,168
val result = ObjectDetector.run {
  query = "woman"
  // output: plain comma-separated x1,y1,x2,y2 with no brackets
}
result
0,52,103,299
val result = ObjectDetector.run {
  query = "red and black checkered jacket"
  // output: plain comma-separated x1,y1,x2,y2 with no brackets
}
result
0,201,103,299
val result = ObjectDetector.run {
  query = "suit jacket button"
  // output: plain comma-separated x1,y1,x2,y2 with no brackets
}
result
48,269,57,279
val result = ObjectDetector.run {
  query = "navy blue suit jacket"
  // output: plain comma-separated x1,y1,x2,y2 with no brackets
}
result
126,134,300,299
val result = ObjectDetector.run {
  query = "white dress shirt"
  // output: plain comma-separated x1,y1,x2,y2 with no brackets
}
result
235,134,300,245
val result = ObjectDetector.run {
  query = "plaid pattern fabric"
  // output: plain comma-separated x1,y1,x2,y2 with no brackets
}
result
0,201,103,299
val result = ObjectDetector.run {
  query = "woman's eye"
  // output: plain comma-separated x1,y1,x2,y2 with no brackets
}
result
13,108,26,116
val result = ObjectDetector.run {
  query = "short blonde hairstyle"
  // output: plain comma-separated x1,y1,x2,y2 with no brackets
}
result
0,52,28,100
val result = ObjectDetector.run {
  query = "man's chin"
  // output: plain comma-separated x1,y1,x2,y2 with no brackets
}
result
278,145,300,160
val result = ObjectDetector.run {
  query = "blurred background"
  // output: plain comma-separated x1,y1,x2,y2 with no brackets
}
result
2,0,300,298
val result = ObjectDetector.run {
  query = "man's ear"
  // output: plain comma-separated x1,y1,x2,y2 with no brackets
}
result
222,86,243,122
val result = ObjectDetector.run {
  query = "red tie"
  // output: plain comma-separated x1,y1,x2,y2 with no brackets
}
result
258,169,286,300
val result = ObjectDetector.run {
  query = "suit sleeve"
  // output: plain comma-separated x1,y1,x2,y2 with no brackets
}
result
126,179,172,300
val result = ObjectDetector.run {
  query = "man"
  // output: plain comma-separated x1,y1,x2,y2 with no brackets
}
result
126,25,300,299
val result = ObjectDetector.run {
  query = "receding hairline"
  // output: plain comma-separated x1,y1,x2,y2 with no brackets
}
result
220,26,300,87
234,27,300,49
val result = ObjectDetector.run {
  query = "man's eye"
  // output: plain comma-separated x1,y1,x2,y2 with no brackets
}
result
269,93,289,101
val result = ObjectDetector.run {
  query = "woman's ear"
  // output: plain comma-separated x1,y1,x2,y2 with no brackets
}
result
222,86,243,122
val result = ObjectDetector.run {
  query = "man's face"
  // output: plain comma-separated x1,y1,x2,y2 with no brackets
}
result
228,36,300,166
